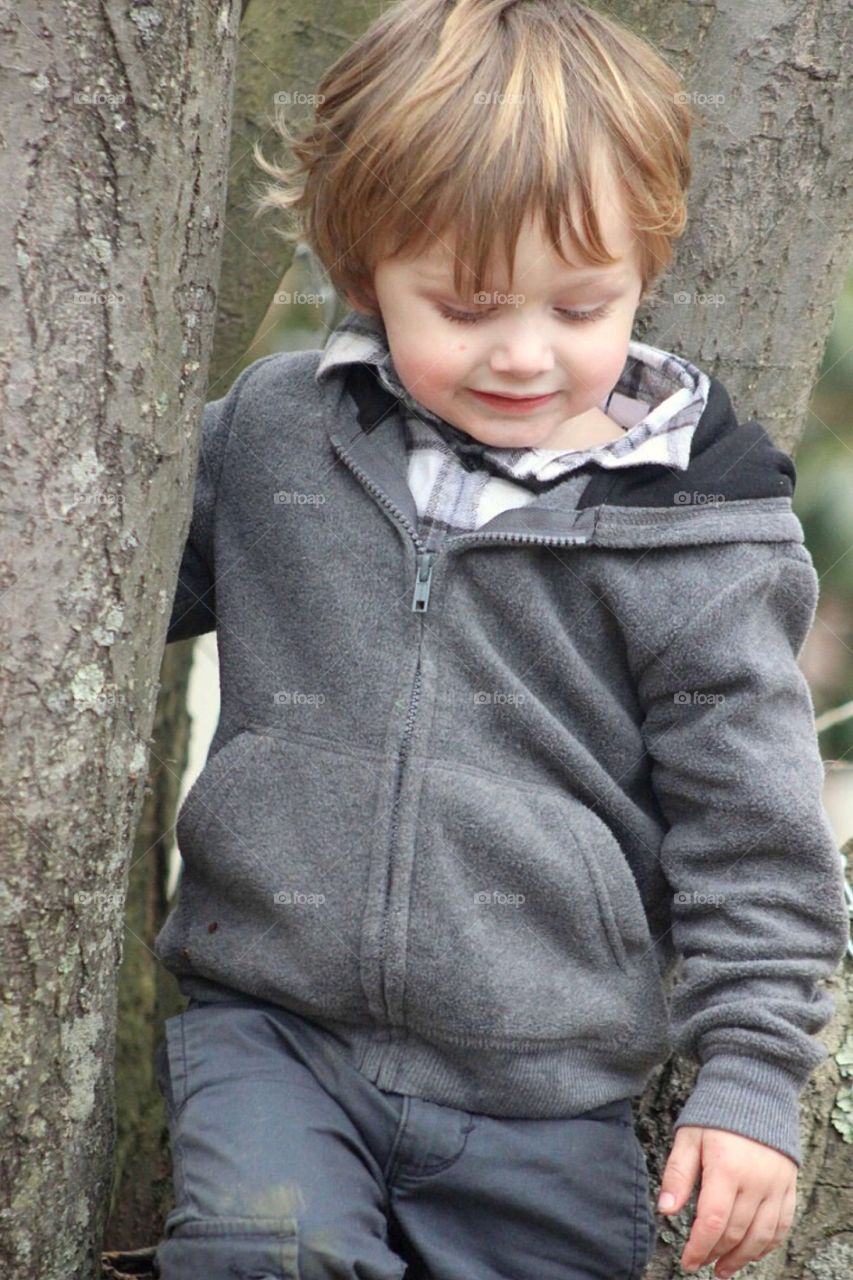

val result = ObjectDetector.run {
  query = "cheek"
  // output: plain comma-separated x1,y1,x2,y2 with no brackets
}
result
572,330,629,384
393,346,458,396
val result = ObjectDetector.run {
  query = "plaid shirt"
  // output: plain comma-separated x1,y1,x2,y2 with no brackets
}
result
316,308,711,552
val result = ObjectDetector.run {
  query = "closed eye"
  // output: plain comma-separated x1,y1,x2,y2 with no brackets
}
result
436,304,613,325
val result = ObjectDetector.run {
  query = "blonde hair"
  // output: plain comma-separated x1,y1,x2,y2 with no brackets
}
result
250,0,696,310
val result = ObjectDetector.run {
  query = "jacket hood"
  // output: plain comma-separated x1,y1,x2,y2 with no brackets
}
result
334,359,802,553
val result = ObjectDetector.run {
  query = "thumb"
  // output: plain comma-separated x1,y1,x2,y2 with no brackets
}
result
657,1124,702,1214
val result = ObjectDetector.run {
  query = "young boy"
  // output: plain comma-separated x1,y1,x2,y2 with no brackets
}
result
152,2,850,1277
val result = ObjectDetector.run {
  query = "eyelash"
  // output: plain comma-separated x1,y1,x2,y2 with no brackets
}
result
436,304,613,326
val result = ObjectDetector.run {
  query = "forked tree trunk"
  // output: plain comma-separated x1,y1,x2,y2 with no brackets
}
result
2,1,850,1278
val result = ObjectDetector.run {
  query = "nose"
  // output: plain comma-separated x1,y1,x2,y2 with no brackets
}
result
488,319,556,378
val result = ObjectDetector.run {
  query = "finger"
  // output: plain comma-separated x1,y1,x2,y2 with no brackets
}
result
713,1195,783,1277
778,1183,797,1240
745,1184,797,1267
680,1173,745,1272
657,1127,702,1214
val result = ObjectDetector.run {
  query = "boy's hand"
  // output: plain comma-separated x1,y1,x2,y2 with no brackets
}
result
656,1125,797,1277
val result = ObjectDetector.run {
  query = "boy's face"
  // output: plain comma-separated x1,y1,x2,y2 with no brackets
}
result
352,197,645,451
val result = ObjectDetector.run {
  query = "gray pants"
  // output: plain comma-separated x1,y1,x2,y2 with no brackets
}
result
153,995,657,1279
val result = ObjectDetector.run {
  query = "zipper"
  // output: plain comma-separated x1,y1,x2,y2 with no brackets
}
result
378,662,421,1020
330,438,431,556
330,436,594,1025
412,551,436,612
412,528,593,612
329,439,432,1023
330,438,594,616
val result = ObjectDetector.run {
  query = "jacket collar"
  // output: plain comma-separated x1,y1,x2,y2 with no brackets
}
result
316,307,710,488
318,313,802,550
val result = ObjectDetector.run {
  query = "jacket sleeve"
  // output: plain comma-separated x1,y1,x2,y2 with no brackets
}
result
633,540,849,1167
165,381,240,645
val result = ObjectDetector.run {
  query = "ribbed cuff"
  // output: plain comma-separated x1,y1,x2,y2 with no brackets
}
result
671,1053,805,1167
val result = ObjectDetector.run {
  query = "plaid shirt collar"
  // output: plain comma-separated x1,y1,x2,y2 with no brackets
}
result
315,308,711,491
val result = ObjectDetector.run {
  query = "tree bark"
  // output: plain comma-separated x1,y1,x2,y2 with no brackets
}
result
212,0,389,377
103,0,389,1265
2,1,849,1277
603,2,853,1274
0,3,243,1277
104,642,194,1255
616,0,853,452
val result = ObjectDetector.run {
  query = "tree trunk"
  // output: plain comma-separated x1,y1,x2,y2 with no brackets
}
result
0,3,243,1277
3,1,850,1277
212,0,390,377
616,0,852,450
604,2,853,1274
104,642,195,1255
103,0,389,1267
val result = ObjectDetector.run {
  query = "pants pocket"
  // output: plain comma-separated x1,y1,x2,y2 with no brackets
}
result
154,1014,190,1118
155,1216,299,1280
631,1134,658,1276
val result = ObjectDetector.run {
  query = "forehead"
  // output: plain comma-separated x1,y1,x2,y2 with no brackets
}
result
409,211,638,286
412,258,629,285
406,156,639,285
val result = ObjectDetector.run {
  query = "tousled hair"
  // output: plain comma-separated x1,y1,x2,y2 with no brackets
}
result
250,0,696,310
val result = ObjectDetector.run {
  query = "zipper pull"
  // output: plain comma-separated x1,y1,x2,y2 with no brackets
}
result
411,551,436,612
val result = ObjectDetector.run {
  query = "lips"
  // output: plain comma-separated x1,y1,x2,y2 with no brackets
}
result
473,390,556,400
469,389,559,412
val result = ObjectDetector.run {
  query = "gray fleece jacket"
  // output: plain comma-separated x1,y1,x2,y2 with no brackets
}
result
154,345,850,1167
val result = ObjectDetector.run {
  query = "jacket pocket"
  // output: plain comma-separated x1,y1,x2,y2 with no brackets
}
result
171,729,378,1020
176,732,256,853
403,764,669,1048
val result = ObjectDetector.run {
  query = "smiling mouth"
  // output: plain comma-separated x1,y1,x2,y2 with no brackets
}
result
473,390,556,400
469,388,559,411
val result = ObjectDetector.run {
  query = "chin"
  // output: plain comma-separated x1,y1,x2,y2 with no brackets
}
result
477,423,546,443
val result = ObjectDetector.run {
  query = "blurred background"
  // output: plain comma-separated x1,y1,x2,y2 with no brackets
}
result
169,250,853,897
